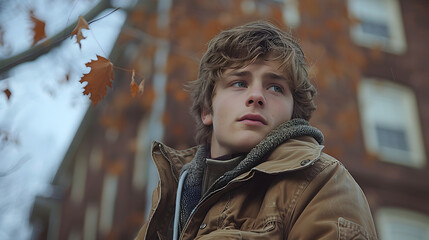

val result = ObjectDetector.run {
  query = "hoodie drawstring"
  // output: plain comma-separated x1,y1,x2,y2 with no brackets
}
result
173,170,188,240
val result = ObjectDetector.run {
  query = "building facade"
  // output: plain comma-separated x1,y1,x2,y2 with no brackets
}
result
30,0,429,239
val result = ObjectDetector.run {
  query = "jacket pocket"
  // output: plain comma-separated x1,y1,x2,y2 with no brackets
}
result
235,216,283,240
196,219,283,240
338,217,377,240
244,220,283,238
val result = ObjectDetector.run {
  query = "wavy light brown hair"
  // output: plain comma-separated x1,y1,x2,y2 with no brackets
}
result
187,21,317,145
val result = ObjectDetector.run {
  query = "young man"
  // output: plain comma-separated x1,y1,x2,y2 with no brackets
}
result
136,21,378,239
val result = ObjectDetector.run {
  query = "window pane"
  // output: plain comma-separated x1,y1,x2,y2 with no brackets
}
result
375,124,409,151
358,79,426,168
361,20,390,39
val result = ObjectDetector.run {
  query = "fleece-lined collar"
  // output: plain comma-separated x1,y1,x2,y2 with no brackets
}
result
181,118,323,193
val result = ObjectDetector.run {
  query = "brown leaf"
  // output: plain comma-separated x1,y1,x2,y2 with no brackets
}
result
138,78,145,95
130,70,138,97
3,89,11,100
80,55,114,105
71,16,89,48
130,70,145,97
30,11,46,45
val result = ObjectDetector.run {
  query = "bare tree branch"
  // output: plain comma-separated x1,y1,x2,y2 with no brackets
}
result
0,0,113,75
0,155,31,177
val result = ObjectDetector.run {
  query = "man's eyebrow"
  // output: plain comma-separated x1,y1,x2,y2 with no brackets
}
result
265,72,287,81
224,70,251,78
223,70,287,81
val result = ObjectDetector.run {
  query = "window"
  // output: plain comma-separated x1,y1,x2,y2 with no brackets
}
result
70,150,87,203
377,208,429,240
240,0,300,28
375,125,409,152
347,0,406,54
99,173,118,234
281,0,300,28
83,204,98,240
358,78,426,168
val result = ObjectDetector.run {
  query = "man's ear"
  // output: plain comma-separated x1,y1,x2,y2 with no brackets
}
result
201,109,213,125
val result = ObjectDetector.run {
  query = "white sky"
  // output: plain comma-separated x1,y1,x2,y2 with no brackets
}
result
0,0,127,239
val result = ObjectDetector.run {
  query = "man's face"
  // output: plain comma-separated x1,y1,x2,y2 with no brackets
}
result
202,59,294,158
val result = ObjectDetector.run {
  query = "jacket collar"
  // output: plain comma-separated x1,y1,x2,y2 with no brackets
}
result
152,119,324,187
151,137,324,182
208,118,324,192
252,136,324,174
151,141,198,181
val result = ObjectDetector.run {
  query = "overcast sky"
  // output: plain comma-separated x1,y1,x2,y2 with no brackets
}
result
0,0,127,238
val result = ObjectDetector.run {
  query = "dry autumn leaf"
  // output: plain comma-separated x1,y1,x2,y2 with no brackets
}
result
3,89,11,100
130,70,145,97
80,55,114,105
30,11,46,45
71,16,89,48
138,78,145,95
130,70,138,97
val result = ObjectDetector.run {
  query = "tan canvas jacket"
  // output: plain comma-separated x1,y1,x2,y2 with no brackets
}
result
136,136,378,240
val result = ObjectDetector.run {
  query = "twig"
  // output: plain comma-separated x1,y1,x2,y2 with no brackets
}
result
0,155,31,177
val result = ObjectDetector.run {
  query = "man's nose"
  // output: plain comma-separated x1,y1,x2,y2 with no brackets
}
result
246,87,265,107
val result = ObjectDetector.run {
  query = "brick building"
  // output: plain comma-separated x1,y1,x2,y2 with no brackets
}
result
30,0,429,239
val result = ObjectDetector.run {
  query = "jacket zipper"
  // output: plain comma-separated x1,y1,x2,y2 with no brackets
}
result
179,174,251,239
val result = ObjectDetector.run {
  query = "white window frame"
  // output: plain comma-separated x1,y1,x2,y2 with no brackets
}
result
347,0,407,54
358,78,426,168
99,173,118,234
377,208,429,240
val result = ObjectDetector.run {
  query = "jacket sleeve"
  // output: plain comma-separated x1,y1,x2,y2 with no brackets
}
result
287,156,378,240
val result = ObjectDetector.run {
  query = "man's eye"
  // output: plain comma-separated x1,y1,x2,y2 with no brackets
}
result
268,85,283,93
232,82,247,88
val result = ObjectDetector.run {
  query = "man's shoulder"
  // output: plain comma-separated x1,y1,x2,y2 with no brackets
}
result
306,151,362,192
317,151,343,169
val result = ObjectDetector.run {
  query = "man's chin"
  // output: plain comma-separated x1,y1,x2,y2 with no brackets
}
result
233,137,264,152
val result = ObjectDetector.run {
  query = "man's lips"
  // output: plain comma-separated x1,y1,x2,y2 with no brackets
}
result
238,114,267,125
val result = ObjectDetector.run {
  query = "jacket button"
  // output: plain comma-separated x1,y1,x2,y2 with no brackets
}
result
300,159,310,166
200,223,207,229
